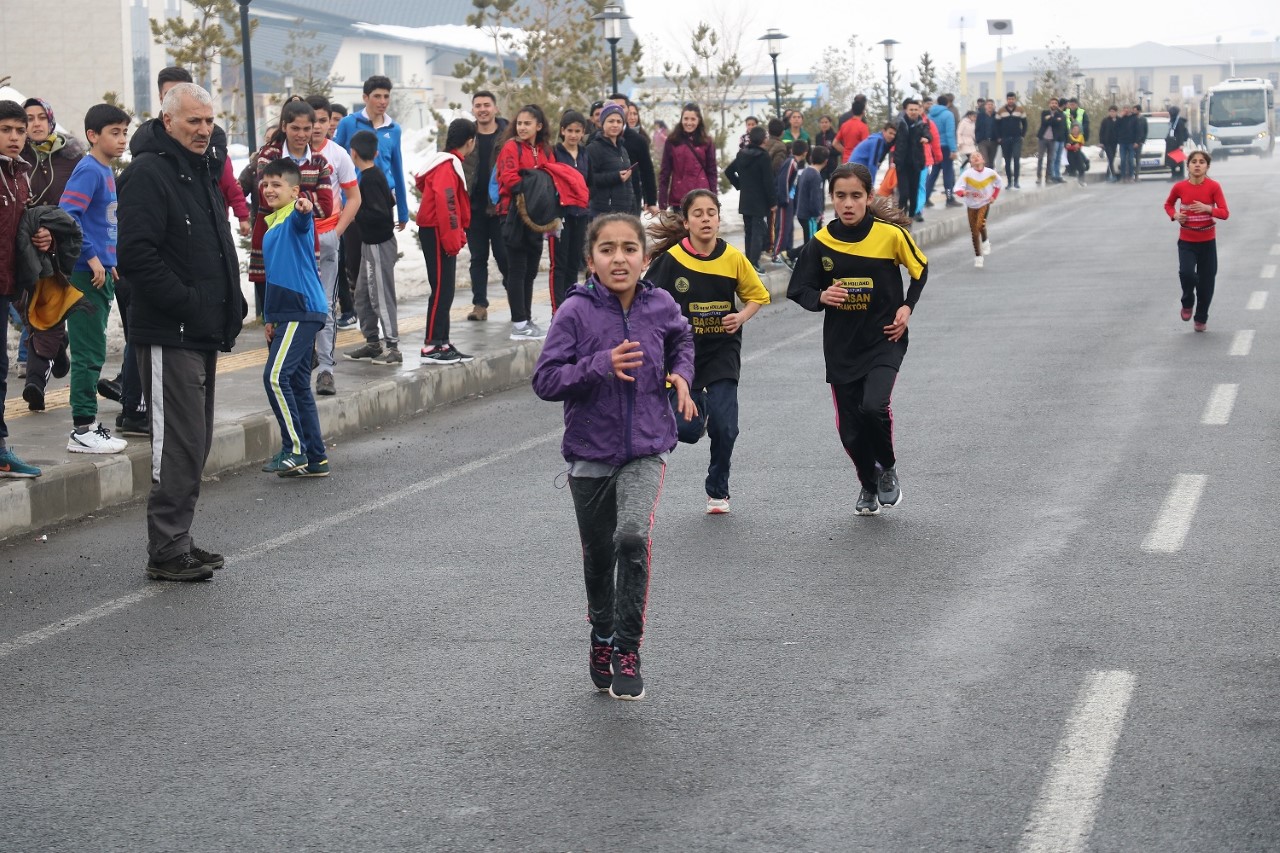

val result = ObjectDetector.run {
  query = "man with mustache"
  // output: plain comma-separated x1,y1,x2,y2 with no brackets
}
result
117,83,246,582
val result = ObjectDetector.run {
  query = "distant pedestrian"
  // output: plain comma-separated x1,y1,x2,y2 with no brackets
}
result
954,150,1003,268
1165,105,1190,180
415,117,477,365
1099,105,1120,182
738,116,759,150
790,146,829,262
926,94,961,206
894,99,929,220
996,92,1026,189
956,109,977,168
496,104,555,342
1163,150,1228,332
772,138,806,262
782,110,811,146
1116,105,1139,182
975,98,999,173
1036,97,1066,184
724,125,776,273
786,163,928,517
1130,106,1149,183
833,96,870,163
550,110,591,313
117,83,246,582
608,93,658,216
647,190,770,515
1063,97,1089,176
815,116,838,181
460,91,509,322
1065,123,1088,186
531,213,696,701
257,159,329,479
849,124,896,184
586,102,636,219
657,102,717,211
331,75,409,232
343,130,401,363
763,118,788,173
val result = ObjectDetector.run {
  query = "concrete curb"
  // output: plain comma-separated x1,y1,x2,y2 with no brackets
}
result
0,178,1090,542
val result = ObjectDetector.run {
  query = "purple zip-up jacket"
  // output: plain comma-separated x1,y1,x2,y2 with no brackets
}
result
533,276,694,466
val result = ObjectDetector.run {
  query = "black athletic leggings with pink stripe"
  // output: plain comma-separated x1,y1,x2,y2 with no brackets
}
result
831,366,898,490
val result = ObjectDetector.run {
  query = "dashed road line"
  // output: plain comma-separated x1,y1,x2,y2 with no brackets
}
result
1247,291,1268,310
1019,670,1137,853
1261,265,1277,279
0,589,159,660
1271,245,1280,256
1142,473,1207,553
1201,384,1238,425
1228,330,1255,357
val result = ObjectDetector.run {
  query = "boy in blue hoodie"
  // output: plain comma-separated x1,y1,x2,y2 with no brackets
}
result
332,75,408,231
259,158,330,478
927,94,961,207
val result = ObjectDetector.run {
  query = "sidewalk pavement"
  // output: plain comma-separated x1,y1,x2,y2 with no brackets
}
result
0,172,1098,541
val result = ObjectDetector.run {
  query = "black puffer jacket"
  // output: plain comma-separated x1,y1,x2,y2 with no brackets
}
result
14,205,82,293
117,120,245,352
586,131,635,216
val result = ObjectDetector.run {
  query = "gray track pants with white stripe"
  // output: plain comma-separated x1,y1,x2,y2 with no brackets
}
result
356,238,399,348
138,346,217,562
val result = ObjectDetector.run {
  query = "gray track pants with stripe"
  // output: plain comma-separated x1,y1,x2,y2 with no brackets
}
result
356,237,399,348
138,346,217,562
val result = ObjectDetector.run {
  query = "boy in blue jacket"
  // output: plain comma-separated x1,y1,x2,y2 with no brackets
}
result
259,159,330,478
332,76,409,230
927,95,961,207
785,145,828,267
850,125,897,184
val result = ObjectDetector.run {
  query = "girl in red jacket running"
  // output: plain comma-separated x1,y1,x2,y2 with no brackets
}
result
1163,150,1229,332
415,118,477,364
496,104,555,341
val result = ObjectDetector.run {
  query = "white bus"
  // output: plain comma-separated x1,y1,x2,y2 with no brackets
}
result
1204,77,1275,158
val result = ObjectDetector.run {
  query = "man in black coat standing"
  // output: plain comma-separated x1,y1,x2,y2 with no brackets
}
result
725,126,776,274
117,83,245,582
894,99,930,220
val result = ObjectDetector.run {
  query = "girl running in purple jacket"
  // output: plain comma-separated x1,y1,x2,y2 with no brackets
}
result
532,213,696,701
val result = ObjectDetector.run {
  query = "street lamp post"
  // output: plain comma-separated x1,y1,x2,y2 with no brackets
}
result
591,4,631,95
237,0,256,148
878,39,899,121
284,75,294,99
758,29,789,118
1071,71,1086,100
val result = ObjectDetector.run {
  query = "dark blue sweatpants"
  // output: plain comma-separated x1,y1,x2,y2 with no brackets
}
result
670,379,740,500
264,320,325,462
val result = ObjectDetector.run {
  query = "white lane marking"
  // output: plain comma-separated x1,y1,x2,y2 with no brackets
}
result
0,318,823,657
1228,330,1255,357
1201,384,1238,425
1246,291,1268,310
1261,265,1277,279
0,589,159,659
1142,474,1207,553
1019,670,1137,853
1271,245,1280,256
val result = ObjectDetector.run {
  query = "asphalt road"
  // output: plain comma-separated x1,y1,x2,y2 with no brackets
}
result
4,157,1280,852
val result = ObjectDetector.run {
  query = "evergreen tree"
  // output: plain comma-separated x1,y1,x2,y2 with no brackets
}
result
911,51,940,99
268,20,344,102
149,0,251,90
452,0,644,121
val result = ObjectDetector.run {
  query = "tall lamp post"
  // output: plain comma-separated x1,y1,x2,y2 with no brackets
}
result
759,29,788,118
237,0,256,147
1071,71,1086,100
592,3,631,95
878,39,899,121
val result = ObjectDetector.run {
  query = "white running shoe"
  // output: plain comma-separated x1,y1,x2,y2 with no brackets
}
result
974,256,984,269
981,240,991,256
706,497,731,515
68,423,128,454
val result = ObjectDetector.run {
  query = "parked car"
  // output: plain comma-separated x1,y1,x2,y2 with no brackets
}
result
1138,112,1191,177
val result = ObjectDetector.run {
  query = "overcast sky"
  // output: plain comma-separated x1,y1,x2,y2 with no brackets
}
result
627,0,1276,79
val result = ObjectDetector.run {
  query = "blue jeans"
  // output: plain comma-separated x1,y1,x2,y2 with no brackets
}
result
670,379,739,499
7,304,26,362
1119,145,1137,179
1052,141,1064,179
263,319,326,462
926,147,956,198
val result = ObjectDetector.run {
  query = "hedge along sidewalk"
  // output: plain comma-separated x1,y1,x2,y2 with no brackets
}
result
0,177,1093,542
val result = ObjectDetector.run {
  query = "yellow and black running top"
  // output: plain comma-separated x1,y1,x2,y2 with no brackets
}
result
786,215,928,384
648,237,770,387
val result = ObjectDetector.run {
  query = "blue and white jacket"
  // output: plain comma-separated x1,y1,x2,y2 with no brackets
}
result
262,201,328,325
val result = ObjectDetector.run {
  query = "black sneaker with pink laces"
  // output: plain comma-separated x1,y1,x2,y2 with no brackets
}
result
589,632,613,692
609,648,645,700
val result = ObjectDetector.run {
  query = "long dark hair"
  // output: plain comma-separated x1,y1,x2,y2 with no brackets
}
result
499,104,552,154
647,189,720,259
585,212,647,266
667,102,708,147
268,98,316,149
828,163,911,227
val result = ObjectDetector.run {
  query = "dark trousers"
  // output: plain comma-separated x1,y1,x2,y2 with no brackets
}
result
786,217,821,260
978,140,999,172
21,323,67,395
1103,144,1118,179
420,227,457,344
264,320,325,462
341,225,363,299
831,367,899,490
467,211,508,308
114,278,142,417
568,455,665,652
138,346,217,562
742,215,767,266
772,204,795,257
898,165,922,216
549,215,587,312
336,233,354,315
504,237,542,325
926,147,956,198
0,297,10,445
671,379,739,500
1178,239,1218,323
1000,138,1022,184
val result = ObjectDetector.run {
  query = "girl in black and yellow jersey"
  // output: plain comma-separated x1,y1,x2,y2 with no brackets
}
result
647,189,771,514
786,163,927,516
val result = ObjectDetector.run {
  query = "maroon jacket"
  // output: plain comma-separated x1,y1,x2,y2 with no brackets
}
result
22,134,84,209
658,136,717,209
0,155,33,297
